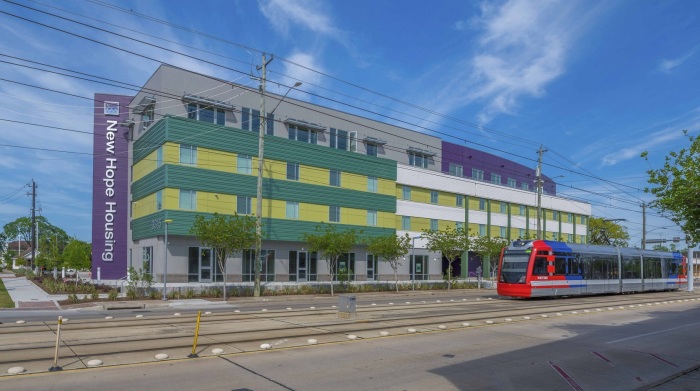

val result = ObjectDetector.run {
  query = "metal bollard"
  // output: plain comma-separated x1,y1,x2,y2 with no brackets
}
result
49,316,63,372
188,311,202,358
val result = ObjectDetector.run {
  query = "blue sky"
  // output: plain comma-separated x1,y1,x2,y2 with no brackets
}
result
0,0,698,247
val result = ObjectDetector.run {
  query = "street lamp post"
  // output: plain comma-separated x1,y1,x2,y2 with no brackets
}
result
253,54,302,297
162,219,173,301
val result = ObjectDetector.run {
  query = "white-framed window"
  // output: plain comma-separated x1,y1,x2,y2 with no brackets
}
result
180,144,197,166
430,219,438,231
472,168,484,181
237,154,252,174
492,173,501,185
500,202,507,214
522,182,529,191
287,162,299,181
456,195,463,207
568,234,573,243
330,170,341,187
366,143,378,157
520,205,526,216
156,190,163,211
330,128,357,152
329,206,341,222
456,222,463,230
241,107,274,135
401,216,411,230
508,178,516,188
408,152,429,168
567,213,573,223
288,124,317,144
187,103,224,125
367,176,378,192
479,198,486,211
243,249,275,281
430,190,438,204
580,216,586,224
520,229,526,238
500,226,507,238
402,185,411,200
156,146,163,168
179,189,196,210
367,210,377,226
142,104,154,128
449,163,463,177
286,201,299,219
479,224,486,236
553,211,559,220
237,196,252,215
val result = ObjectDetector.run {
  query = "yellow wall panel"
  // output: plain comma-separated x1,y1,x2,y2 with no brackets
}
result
197,192,236,214
133,149,157,182
164,142,179,165
343,172,367,192
412,187,430,204
377,178,395,196
132,193,157,219
198,148,236,173
412,217,430,232
301,164,327,186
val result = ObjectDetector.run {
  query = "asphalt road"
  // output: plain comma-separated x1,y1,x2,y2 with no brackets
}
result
1,291,699,390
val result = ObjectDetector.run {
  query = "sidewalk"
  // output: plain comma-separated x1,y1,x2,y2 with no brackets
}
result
0,274,66,309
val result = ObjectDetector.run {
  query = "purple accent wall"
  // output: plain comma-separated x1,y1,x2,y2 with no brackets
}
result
92,94,133,279
441,141,556,195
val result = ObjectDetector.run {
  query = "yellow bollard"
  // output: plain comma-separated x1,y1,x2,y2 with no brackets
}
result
188,311,202,358
49,316,63,371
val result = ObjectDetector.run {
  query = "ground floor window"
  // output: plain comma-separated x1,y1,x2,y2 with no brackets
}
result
289,251,318,281
366,254,378,280
411,255,429,280
142,246,153,275
188,247,222,282
332,253,355,281
243,249,275,282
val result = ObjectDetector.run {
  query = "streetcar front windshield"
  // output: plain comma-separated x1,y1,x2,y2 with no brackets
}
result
500,252,530,284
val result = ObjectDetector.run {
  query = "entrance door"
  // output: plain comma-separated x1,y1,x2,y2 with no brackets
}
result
200,248,212,283
367,254,377,281
297,251,308,282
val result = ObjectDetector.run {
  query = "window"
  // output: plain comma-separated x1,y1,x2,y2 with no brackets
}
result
142,104,154,128
329,206,341,222
243,249,275,282
286,202,299,219
241,107,273,134
330,170,341,187
237,196,252,215
156,190,163,211
430,219,438,231
479,224,486,236
500,202,507,214
411,254,429,280
180,144,197,166
287,162,299,181
567,213,573,223
366,143,377,157
142,247,153,275
508,178,516,188
472,168,484,181
553,211,559,220
402,216,411,230
367,210,377,226
500,226,507,238
456,222,463,230
430,190,438,204
187,103,225,125
402,185,411,200
519,229,526,238
492,173,501,185
366,254,377,281
156,146,163,168
449,163,463,177
334,253,355,281
408,152,429,168
568,234,573,243
179,189,196,210
580,216,586,224
367,176,378,192
519,205,526,216
479,198,486,211
237,154,252,174
456,195,463,207
288,124,317,144
330,128,357,151
522,182,530,191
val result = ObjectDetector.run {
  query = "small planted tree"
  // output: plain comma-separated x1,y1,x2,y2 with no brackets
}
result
63,239,92,285
366,233,411,292
422,226,470,290
470,235,509,280
303,223,358,296
190,213,258,301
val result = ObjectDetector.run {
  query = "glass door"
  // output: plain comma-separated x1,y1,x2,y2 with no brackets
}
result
200,248,212,283
297,251,308,282
367,254,376,281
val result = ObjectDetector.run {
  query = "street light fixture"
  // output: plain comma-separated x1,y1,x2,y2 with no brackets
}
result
254,62,302,297
162,219,173,301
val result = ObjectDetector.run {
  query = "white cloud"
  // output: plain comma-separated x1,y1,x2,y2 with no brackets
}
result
277,51,324,100
259,0,342,39
659,49,696,74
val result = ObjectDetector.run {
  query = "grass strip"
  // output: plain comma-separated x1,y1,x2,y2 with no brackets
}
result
0,278,15,308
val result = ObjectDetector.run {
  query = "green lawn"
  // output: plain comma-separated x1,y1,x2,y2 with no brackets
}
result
0,279,15,308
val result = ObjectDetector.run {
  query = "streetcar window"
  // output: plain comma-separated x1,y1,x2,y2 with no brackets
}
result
554,256,567,275
568,258,581,276
622,255,640,279
501,252,530,283
533,257,548,275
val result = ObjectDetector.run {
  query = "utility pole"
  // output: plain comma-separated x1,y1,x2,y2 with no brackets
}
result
30,180,37,271
641,202,646,249
254,53,273,298
535,145,547,240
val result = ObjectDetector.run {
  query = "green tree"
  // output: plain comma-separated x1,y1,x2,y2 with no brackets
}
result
587,217,630,246
2,216,70,269
190,213,258,301
303,223,359,296
470,235,510,279
62,239,92,271
367,233,411,292
422,226,470,290
642,131,700,245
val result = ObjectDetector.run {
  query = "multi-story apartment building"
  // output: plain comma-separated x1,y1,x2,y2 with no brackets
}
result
91,64,590,283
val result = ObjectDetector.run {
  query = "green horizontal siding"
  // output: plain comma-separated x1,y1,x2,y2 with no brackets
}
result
132,164,396,212
132,210,394,242
134,116,396,180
